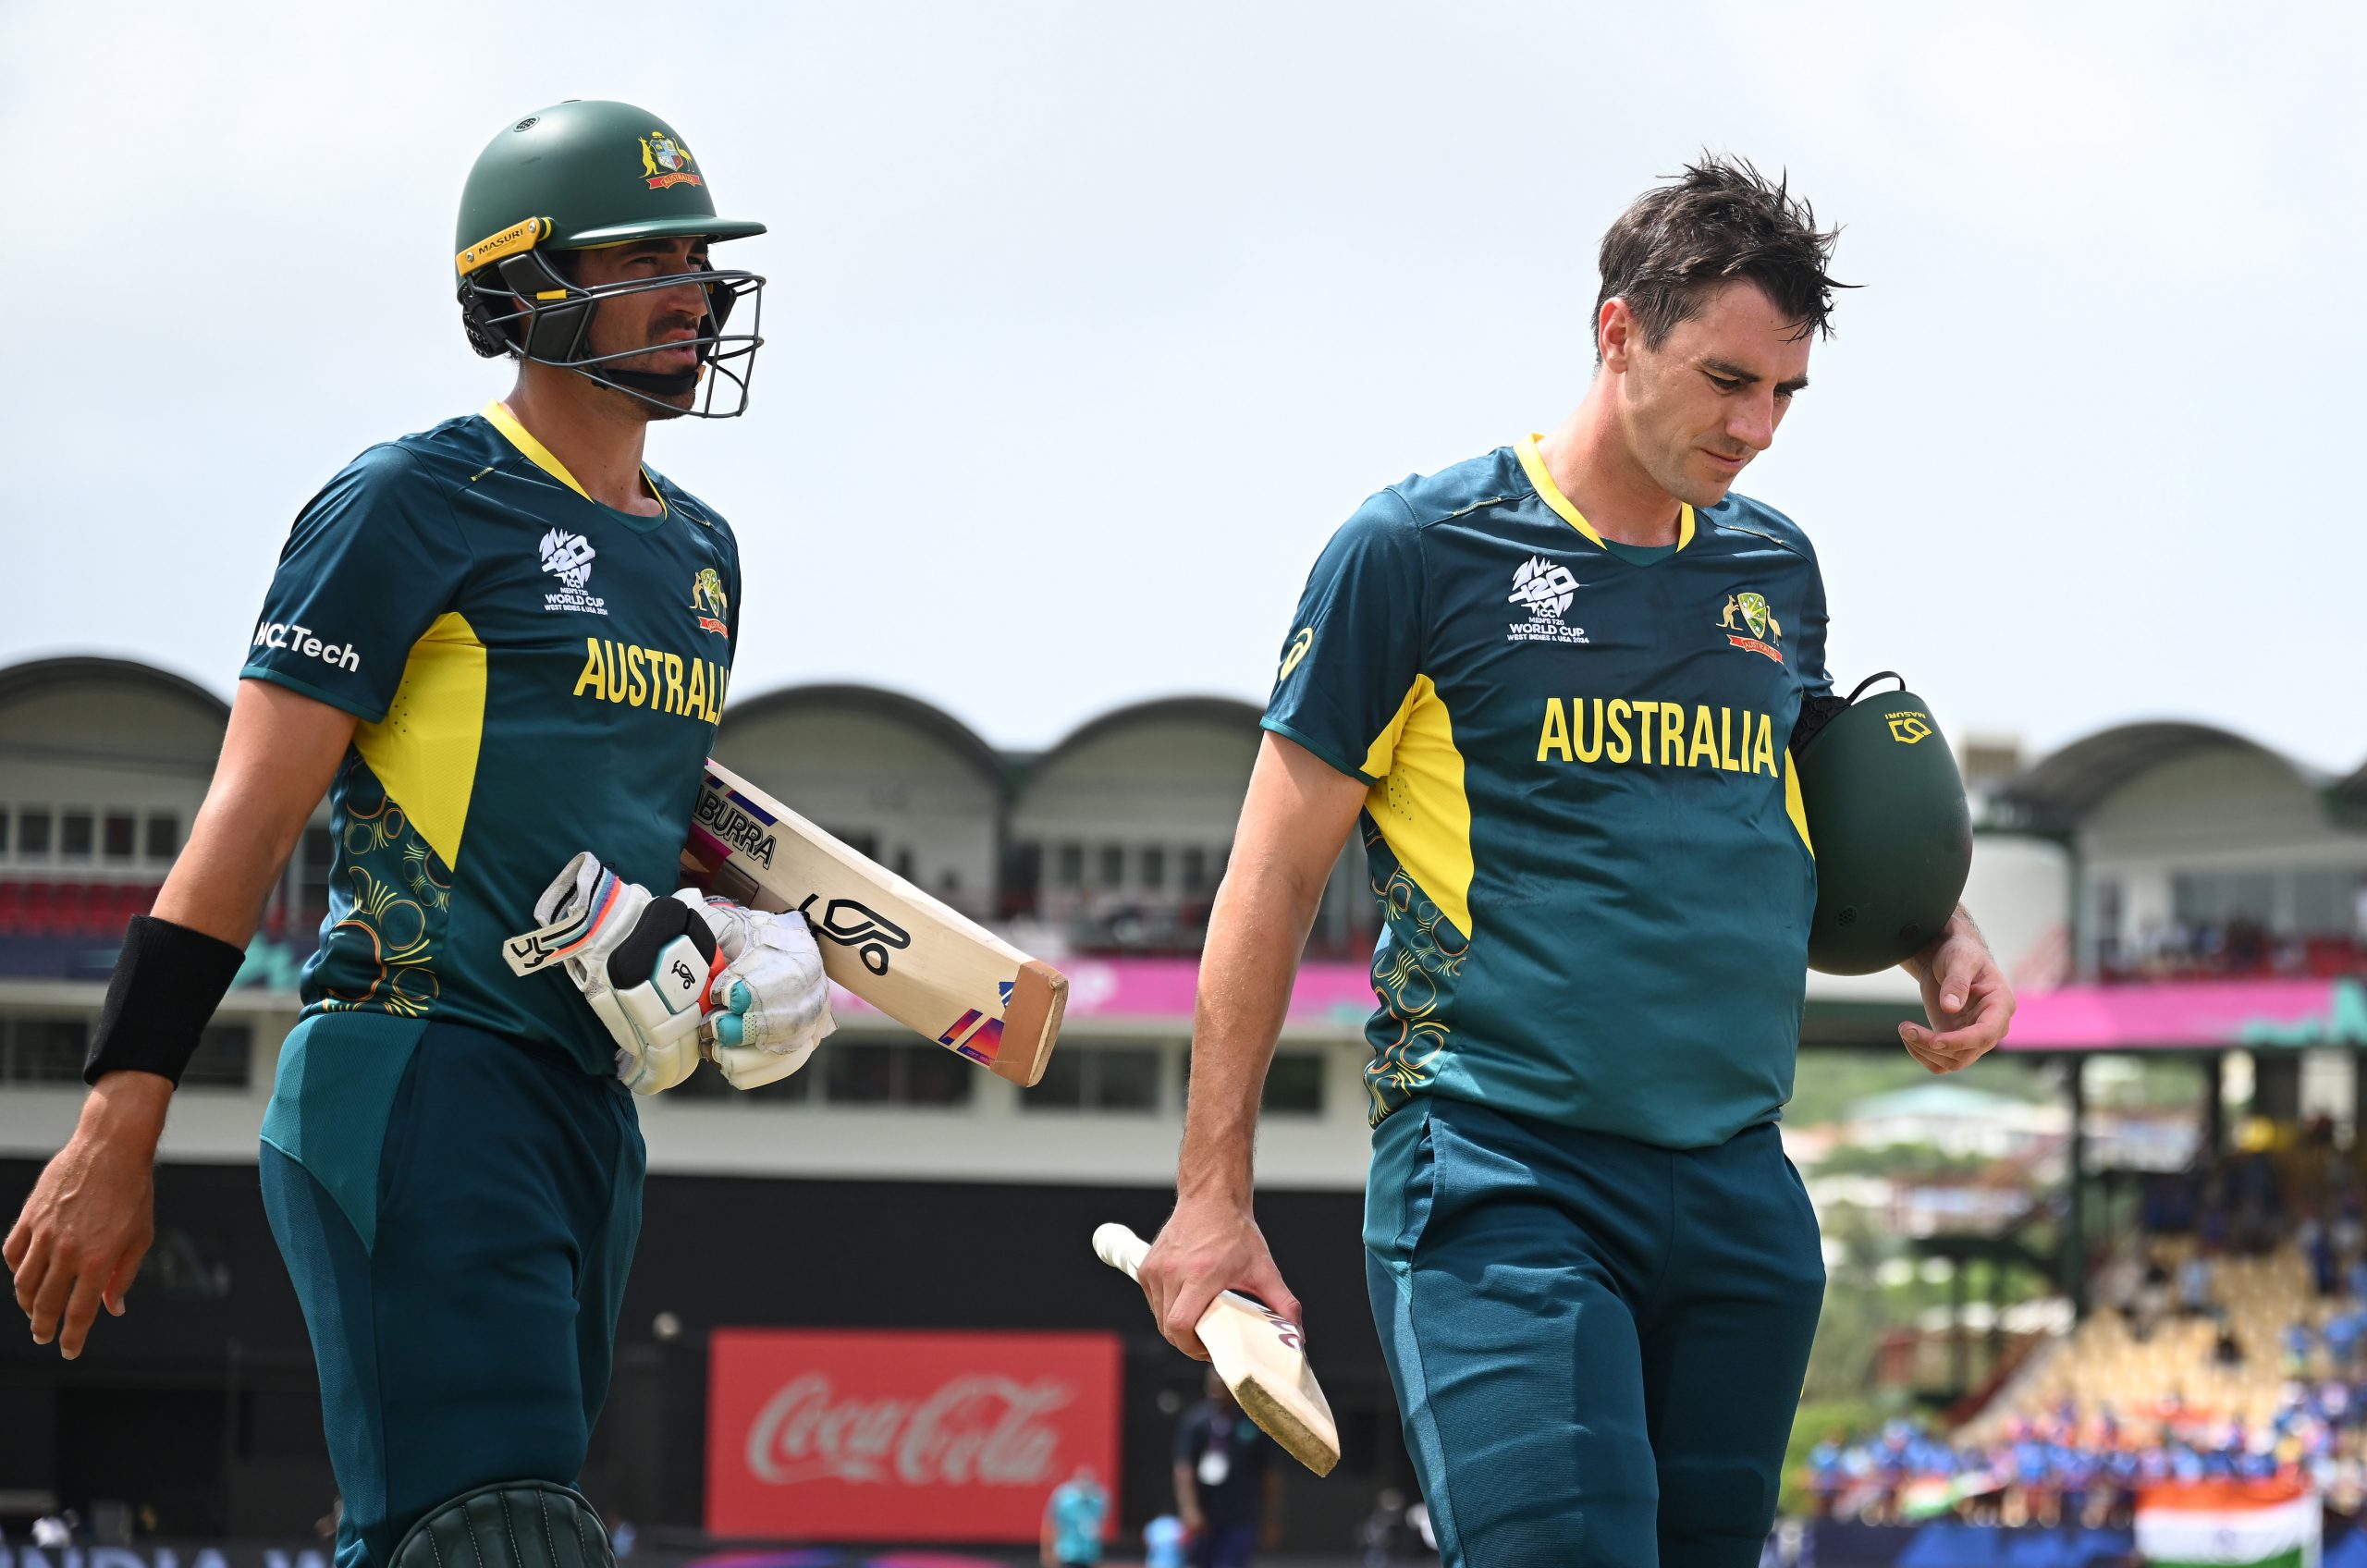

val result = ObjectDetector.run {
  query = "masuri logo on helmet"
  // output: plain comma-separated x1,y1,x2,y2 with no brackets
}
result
452,100,766,418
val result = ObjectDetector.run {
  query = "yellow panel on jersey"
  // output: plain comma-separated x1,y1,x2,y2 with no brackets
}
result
353,611,487,870
1784,748,1813,853
1515,433,1695,552
1360,675,1474,938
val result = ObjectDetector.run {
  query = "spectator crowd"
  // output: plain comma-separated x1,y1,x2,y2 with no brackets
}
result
1807,1148,2367,1527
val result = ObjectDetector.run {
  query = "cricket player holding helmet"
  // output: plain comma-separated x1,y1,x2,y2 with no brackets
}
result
6,99,832,1568
1134,158,2017,1564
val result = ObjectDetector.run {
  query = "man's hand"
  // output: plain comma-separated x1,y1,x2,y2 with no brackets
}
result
697,899,835,1090
512,854,723,1094
5,1072,170,1358
1899,907,2016,1073
1138,1196,1304,1361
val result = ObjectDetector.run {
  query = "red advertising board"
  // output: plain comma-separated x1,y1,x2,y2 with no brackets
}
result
706,1329,1122,1543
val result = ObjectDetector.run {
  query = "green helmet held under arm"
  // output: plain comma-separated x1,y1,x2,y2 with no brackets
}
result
1792,673,1974,975
453,99,767,417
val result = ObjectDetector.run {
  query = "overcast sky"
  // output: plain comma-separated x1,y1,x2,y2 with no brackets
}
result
4,1,2360,771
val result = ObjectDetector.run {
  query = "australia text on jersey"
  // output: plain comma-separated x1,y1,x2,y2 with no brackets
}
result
571,637,729,722
1535,697,1783,776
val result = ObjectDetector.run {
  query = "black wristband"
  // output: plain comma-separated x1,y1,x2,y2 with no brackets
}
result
82,914,250,1087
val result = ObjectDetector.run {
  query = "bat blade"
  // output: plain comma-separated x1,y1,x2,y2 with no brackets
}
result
682,757,1064,1086
1092,1223,1340,1476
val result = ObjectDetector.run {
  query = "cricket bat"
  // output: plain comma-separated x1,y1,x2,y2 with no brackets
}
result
1093,1223,1340,1476
680,756,1064,1087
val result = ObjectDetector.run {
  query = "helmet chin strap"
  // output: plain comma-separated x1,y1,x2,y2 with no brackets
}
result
596,364,701,399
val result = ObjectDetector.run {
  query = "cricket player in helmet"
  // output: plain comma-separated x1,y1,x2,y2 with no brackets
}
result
6,100,833,1568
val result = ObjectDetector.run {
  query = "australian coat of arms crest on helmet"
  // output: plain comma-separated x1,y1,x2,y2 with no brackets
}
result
638,132,702,190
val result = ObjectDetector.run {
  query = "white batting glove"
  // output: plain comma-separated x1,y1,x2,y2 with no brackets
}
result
698,900,836,1090
508,853,722,1096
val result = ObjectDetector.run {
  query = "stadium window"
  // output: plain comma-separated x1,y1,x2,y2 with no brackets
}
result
1027,1047,1086,1108
1021,1045,1163,1112
144,813,179,863
1098,844,1126,888
744,1066,814,1103
2296,869,2349,936
1262,1050,1326,1116
819,1041,973,1106
1141,846,1167,890
60,810,94,864
4,1016,91,1084
899,1043,975,1107
1057,842,1085,888
1181,846,1208,893
894,847,915,879
825,1042,897,1103
0,807,9,857
181,1024,253,1090
103,811,137,863
18,808,51,860
1094,1047,1161,1110
828,827,878,859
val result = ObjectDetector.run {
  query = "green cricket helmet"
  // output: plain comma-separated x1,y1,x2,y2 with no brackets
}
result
1793,673,1973,975
454,100,767,417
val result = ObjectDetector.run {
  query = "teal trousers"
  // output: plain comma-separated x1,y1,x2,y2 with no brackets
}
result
1365,1098,1824,1567
260,1022,644,1568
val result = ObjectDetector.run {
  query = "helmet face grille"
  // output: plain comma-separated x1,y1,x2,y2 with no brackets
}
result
457,252,765,418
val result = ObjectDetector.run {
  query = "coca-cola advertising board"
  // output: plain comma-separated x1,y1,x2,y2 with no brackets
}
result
706,1329,1122,1543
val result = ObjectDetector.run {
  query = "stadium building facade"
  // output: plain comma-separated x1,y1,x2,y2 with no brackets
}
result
2,655,2361,1550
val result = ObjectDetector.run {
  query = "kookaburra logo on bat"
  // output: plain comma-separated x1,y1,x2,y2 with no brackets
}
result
796,894,913,976
695,790,778,866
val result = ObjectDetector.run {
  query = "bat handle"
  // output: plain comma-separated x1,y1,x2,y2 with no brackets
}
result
1093,1222,1150,1280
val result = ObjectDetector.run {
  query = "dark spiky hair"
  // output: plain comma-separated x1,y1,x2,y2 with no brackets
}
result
1594,154,1851,360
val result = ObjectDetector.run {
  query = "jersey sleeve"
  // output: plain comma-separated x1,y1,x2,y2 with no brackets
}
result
1793,549,1834,704
239,445,472,721
1259,490,1426,783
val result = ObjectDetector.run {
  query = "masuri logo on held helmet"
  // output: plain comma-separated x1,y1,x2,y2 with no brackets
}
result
1887,711,1934,744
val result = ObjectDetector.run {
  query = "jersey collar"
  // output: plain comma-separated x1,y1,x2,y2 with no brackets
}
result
482,399,668,520
1515,433,1694,552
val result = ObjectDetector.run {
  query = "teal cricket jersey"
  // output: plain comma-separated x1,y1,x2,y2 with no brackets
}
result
241,400,741,1078
1264,435,1832,1150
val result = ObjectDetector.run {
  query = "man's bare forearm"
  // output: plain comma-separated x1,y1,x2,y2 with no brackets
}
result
152,791,310,948
1175,849,1328,1207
